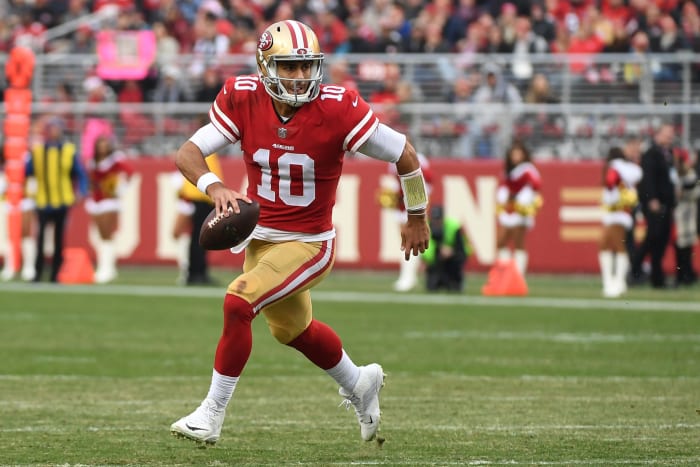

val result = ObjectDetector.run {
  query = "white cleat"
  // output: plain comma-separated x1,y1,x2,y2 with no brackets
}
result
170,398,225,445
1,268,16,282
602,284,623,298
393,278,416,292
339,363,385,441
94,269,117,284
20,267,35,282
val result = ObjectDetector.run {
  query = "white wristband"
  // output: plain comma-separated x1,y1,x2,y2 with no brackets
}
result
196,172,222,195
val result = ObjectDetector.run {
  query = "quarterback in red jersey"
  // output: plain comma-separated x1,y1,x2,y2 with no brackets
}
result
85,135,134,283
495,139,542,276
170,20,430,445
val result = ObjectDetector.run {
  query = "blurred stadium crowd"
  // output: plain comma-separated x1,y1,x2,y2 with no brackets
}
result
1,0,700,159
3,0,700,59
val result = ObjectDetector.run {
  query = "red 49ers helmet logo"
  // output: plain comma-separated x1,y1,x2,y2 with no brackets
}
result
258,31,273,51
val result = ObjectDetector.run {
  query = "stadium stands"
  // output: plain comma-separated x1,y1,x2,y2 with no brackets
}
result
0,1,699,159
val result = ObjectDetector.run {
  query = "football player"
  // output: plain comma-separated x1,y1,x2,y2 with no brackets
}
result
170,20,430,445
495,139,542,276
85,134,133,284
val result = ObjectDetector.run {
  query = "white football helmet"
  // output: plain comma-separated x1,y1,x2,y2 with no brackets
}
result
256,20,324,107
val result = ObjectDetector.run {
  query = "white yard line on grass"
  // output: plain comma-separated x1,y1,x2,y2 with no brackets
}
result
9,462,700,467
9,461,700,467
2,422,699,434
1,283,699,313
405,330,700,343
337,460,700,466
2,373,700,382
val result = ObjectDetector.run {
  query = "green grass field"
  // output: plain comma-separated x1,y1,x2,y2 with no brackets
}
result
1,267,699,466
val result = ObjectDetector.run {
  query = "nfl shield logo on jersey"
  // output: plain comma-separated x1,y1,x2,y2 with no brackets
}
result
277,128,287,139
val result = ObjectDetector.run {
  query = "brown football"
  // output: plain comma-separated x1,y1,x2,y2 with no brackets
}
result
199,200,260,250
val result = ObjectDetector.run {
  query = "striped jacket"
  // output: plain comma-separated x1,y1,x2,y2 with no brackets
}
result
25,141,88,209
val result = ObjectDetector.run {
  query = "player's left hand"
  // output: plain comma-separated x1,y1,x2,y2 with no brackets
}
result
400,214,430,261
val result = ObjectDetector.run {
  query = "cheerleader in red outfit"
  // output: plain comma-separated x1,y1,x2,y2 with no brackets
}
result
85,135,134,283
0,154,38,282
599,147,642,297
495,139,542,276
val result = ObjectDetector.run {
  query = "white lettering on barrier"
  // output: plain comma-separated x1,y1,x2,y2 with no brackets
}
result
443,175,497,265
0,209,7,254
378,173,403,263
333,175,359,262
156,172,180,261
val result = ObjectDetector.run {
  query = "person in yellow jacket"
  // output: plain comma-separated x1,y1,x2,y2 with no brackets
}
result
178,151,224,285
421,205,470,292
25,117,88,283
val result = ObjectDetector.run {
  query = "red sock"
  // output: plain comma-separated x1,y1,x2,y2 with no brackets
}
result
287,319,343,370
214,294,255,376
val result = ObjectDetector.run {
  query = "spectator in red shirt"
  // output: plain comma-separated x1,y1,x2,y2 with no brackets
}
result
312,8,350,53
601,0,632,25
93,0,134,13
568,13,605,76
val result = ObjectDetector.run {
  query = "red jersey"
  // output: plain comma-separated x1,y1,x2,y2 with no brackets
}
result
501,162,541,196
210,76,379,234
89,152,134,201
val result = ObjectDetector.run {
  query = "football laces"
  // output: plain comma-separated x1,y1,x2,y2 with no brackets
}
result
207,206,234,229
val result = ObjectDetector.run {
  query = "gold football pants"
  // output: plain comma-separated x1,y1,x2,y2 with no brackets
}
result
227,238,335,344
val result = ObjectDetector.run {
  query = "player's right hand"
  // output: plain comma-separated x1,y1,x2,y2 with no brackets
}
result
207,183,251,217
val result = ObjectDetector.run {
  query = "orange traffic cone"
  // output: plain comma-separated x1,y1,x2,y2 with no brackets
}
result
481,259,528,296
57,248,95,284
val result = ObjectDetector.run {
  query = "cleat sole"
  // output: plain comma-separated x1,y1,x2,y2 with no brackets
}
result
170,429,217,446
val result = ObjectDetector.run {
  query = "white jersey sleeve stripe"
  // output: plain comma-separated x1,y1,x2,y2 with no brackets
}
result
349,118,379,154
209,101,240,142
343,109,376,151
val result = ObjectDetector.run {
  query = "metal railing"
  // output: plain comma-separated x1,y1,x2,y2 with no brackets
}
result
2,52,699,159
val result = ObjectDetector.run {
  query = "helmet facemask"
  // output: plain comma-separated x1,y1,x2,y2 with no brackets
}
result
259,56,324,107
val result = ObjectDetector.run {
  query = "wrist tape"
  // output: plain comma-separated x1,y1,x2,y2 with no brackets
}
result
399,168,428,214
